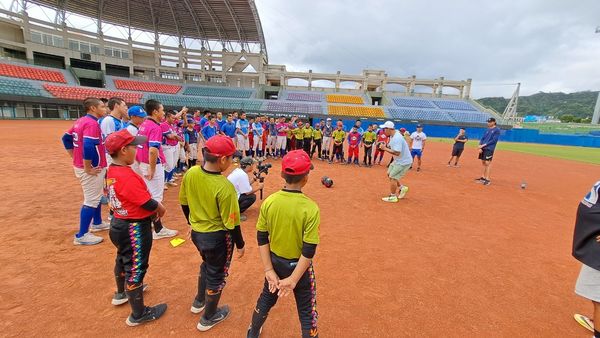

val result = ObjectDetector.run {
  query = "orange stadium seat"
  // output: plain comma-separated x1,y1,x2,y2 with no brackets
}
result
43,84,142,103
114,79,181,94
328,105,385,118
326,94,364,104
0,63,66,83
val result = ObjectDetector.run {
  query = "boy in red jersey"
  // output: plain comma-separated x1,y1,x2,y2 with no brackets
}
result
105,129,168,326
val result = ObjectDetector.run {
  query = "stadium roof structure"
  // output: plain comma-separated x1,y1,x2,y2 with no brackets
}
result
28,0,267,54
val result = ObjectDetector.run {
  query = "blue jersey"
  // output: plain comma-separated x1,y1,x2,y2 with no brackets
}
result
184,128,199,144
479,127,500,151
252,122,264,137
268,122,277,136
221,121,237,138
216,119,226,131
236,119,249,135
201,124,218,140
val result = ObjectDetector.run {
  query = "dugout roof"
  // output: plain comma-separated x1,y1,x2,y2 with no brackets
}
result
30,0,267,53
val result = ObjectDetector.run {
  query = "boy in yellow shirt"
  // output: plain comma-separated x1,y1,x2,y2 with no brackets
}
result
362,124,377,167
328,123,346,164
302,122,314,155
246,150,320,338
310,124,323,160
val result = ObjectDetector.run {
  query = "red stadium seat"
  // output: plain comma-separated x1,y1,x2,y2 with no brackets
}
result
43,84,143,103
0,63,66,83
114,79,181,94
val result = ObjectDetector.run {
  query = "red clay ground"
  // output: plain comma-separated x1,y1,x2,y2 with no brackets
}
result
1,120,598,337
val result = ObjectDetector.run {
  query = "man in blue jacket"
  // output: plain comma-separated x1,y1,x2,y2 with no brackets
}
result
476,118,501,186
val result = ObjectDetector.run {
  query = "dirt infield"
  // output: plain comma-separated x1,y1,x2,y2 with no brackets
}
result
1,120,597,337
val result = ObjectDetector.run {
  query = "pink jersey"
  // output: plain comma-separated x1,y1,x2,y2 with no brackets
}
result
161,122,179,146
276,122,288,136
136,118,166,164
66,114,106,169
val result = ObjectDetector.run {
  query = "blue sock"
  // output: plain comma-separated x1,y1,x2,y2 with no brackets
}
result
77,205,95,238
169,169,175,181
92,203,102,225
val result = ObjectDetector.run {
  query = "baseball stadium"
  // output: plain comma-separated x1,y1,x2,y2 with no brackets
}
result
1,0,599,337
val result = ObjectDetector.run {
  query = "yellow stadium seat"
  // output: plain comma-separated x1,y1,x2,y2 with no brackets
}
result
327,105,385,118
326,94,364,104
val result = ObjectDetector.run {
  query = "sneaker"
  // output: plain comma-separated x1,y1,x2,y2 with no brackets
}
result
453,164,460,168
190,299,206,314
447,162,451,167
163,185,169,190
112,284,149,306
240,214,248,221
474,177,485,182
125,304,167,327
167,181,178,187
398,186,409,199
73,232,103,246
483,179,491,186
153,227,178,240
197,305,230,332
90,222,110,232
381,195,399,203
247,326,264,338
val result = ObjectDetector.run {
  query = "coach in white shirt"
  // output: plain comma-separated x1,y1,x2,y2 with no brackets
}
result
227,156,264,220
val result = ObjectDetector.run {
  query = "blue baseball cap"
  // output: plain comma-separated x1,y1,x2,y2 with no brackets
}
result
128,106,147,118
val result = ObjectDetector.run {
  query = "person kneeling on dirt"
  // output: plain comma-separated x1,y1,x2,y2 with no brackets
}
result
227,157,264,221
105,129,168,326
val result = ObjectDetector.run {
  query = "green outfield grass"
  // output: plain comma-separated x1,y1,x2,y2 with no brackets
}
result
431,138,600,165
522,123,600,135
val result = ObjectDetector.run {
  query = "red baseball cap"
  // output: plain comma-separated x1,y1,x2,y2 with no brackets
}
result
282,150,313,176
105,129,147,155
204,135,238,157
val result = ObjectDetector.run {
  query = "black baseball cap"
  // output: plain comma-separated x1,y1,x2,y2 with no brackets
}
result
416,124,423,128
487,117,496,123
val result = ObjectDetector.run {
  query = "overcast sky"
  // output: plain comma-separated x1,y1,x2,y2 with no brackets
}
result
256,0,600,98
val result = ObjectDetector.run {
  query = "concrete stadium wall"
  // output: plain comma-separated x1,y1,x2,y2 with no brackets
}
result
313,118,600,148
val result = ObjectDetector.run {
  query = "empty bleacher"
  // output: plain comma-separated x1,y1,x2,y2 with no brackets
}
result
264,101,323,114
0,78,43,97
328,105,385,118
114,79,181,94
326,94,364,104
0,63,66,83
432,100,476,111
183,86,253,98
43,84,143,103
392,97,435,108
285,92,323,102
387,108,453,122
446,111,491,123
146,94,263,111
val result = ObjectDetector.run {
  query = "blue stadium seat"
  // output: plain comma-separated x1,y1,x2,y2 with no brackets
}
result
183,86,253,98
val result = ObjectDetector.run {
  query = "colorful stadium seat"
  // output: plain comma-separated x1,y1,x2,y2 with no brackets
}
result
183,86,253,98
286,92,323,102
0,78,42,97
387,108,453,122
114,79,181,94
446,111,491,123
146,94,263,111
432,100,476,111
328,105,385,118
264,101,323,114
0,63,66,83
43,84,143,103
326,94,364,104
392,97,436,108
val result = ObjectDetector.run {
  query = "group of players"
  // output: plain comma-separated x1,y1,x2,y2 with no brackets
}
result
62,97,321,337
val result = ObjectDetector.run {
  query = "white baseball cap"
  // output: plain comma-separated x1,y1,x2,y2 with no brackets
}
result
379,121,395,129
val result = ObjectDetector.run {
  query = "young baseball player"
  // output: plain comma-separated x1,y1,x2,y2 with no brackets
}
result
346,126,362,166
125,106,146,136
202,116,219,141
362,124,376,167
573,181,600,338
216,111,225,132
179,135,245,332
476,118,501,186
267,117,278,157
275,116,288,158
409,124,427,172
293,120,305,151
448,128,468,167
373,126,388,165
161,111,182,188
100,97,127,165
185,120,200,167
246,149,320,338
379,121,412,203
286,121,294,151
62,97,110,245
236,112,250,157
104,129,167,326
310,123,323,160
252,117,264,160
329,123,346,164
321,118,333,160
221,114,237,141
248,117,255,157
136,99,178,240
302,122,313,155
